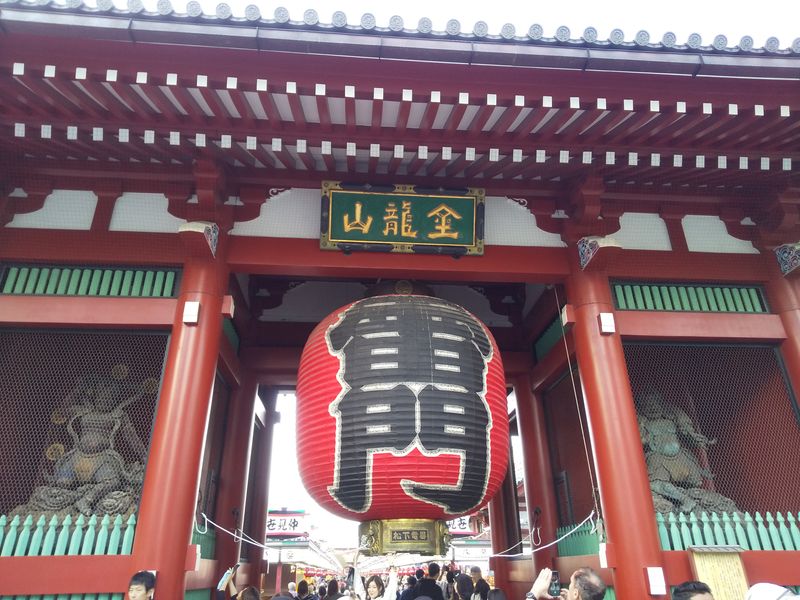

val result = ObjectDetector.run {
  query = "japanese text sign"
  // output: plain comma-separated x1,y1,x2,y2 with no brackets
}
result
265,510,308,537
321,182,484,255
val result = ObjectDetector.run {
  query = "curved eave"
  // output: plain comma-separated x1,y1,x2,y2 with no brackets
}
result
1,7,799,80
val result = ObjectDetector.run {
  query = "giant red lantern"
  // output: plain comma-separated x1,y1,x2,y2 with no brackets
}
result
296,294,508,554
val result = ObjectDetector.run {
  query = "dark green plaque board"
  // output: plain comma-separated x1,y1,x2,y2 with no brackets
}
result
321,181,484,255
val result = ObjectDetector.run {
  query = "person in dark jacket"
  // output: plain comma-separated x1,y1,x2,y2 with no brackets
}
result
413,563,444,600
328,580,345,600
469,568,489,600
454,574,473,600
399,576,417,600
298,580,317,600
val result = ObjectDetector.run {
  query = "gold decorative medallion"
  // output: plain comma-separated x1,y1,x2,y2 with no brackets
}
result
358,518,451,556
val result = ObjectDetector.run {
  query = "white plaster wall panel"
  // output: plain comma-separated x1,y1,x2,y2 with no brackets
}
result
6,189,96,230
109,192,186,233
230,189,319,238
484,197,566,247
614,212,672,251
682,215,759,254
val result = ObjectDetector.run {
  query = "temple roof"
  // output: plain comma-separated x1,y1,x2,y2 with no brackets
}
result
1,0,798,203
2,0,799,60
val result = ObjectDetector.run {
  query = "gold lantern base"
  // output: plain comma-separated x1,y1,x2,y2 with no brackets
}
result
358,518,452,556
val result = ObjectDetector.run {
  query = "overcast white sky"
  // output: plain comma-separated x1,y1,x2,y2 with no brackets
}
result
122,0,799,48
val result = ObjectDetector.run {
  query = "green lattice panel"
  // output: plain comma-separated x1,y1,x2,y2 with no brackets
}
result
612,283,766,313
1,265,179,298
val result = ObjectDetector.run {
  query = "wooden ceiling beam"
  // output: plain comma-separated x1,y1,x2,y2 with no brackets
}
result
370,98,383,132
10,77,69,118
511,105,550,141
315,94,332,131
394,98,412,135
344,94,357,133
106,80,160,118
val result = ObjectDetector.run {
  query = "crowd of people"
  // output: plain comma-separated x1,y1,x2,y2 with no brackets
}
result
125,562,799,600
526,566,799,600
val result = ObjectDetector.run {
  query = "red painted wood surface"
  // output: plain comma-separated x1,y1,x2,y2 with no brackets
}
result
132,257,228,598
0,296,176,327
566,267,665,599
616,310,785,342
213,373,259,576
513,376,559,574
0,555,134,595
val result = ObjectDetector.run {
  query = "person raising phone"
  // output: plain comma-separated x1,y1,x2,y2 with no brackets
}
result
216,564,260,600
527,567,605,600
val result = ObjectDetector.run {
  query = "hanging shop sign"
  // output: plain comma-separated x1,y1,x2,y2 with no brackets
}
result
266,510,308,538
295,294,508,555
447,516,478,536
320,181,485,255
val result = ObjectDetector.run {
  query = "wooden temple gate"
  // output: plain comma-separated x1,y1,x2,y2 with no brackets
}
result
0,3,799,599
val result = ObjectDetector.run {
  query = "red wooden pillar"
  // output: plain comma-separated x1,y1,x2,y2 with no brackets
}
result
513,375,559,573
488,465,511,591
132,254,228,598
488,446,521,591
565,266,664,598
251,386,279,591
214,373,259,573
765,268,800,396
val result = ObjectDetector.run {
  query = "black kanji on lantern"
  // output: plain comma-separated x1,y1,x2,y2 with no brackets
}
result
326,295,494,514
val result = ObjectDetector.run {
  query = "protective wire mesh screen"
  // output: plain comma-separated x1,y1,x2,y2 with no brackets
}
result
0,329,167,518
543,369,599,528
625,343,800,514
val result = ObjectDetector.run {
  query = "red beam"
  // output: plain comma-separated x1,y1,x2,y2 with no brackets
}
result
344,95,357,133
316,94,332,130
395,99,412,134
0,555,134,595
607,250,770,283
0,296,176,327
0,229,184,264
371,98,383,131
616,310,785,342
227,237,571,282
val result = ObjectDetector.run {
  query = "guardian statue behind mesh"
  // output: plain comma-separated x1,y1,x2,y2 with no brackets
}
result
18,365,157,517
637,391,738,514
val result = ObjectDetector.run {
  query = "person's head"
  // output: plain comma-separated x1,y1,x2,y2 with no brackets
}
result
446,572,455,584
469,567,481,583
673,580,713,600
319,585,328,599
455,573,474,600
127,571,155,600
415,569,425,581
567,568,606,600
405,577,417,589
428,563,440,579
327,580,339,597
746,583,800,600
238,587,260,600
289,583,298,595
298,581,309,598
366,575,385,600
